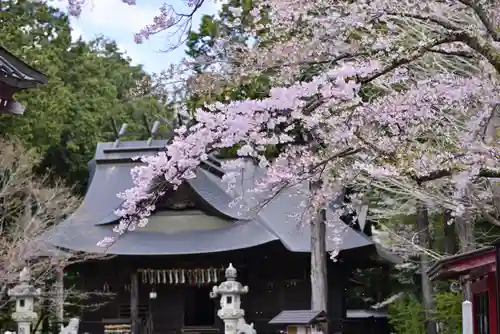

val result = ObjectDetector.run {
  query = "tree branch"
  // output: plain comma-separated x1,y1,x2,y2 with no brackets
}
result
482,210,500,227
457,0,500,41
456,31,500,73
428,48,475,58
360,33,464,84
413,167,500,184
385,12,461,31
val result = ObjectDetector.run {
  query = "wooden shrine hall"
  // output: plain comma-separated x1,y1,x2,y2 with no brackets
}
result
44,139,401,334
0,46,48,115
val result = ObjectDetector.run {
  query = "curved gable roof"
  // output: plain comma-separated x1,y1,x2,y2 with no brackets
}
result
46,140,379,256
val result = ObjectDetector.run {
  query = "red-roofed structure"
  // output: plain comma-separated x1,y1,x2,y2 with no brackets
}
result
428,247,499,334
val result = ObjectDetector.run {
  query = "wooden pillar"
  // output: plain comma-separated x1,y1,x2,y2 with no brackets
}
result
131,270,139,334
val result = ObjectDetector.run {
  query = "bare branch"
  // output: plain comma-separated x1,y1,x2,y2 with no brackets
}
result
0,140,112,313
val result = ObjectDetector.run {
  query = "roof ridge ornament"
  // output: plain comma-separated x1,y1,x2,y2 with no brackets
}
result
146,120,160,146
113,123,128,148
102,115,178,145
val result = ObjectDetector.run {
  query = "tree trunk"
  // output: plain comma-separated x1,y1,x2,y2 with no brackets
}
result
443,211,457,255
416,204,438,334
455,215,475,254
485,106,500,220
311,206,328,334
455,215,475,301
55,266,65,330
311,207,328,311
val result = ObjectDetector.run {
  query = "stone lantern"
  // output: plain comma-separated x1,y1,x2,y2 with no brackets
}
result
7,267,41,334
210,263,250,334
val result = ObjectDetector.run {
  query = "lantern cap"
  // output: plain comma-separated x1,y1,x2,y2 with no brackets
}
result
225,263,237,280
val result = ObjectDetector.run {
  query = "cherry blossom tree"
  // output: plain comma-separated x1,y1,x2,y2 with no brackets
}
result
0,140,112,322
66,0,499,302
0,141,78,293
63,1,499,329
82,0,499,242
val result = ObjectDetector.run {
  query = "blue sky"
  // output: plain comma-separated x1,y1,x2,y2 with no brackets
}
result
68,0,222,73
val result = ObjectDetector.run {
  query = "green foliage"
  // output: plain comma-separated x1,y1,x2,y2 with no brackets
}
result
0,0,172,192
185,15,220,73
0,302,15,332
183,0,272,112
346,266,403,308
185,0,268,68
388,292,462,334
434,292,462,334
389,294,425,334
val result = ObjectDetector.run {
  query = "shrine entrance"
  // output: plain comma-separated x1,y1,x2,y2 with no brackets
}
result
133,264,225,334
183,286,216,327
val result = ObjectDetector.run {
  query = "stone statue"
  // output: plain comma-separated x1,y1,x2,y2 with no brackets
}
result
59,318,80,334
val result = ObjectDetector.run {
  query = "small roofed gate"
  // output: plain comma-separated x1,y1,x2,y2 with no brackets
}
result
427,247,498,334
45,137,401,334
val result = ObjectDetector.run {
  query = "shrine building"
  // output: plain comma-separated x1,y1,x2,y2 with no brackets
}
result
428,247,500,334
45,139,401,334
0,46,48,115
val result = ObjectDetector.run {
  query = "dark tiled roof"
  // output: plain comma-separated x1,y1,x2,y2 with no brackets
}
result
44,139,400,259
269,310,327,325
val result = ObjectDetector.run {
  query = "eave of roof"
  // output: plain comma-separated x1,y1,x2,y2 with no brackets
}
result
427,247,496,281
0,46,48,88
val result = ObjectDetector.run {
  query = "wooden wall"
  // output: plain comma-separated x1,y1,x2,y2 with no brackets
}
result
471,273,498,334
69,243,347,334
